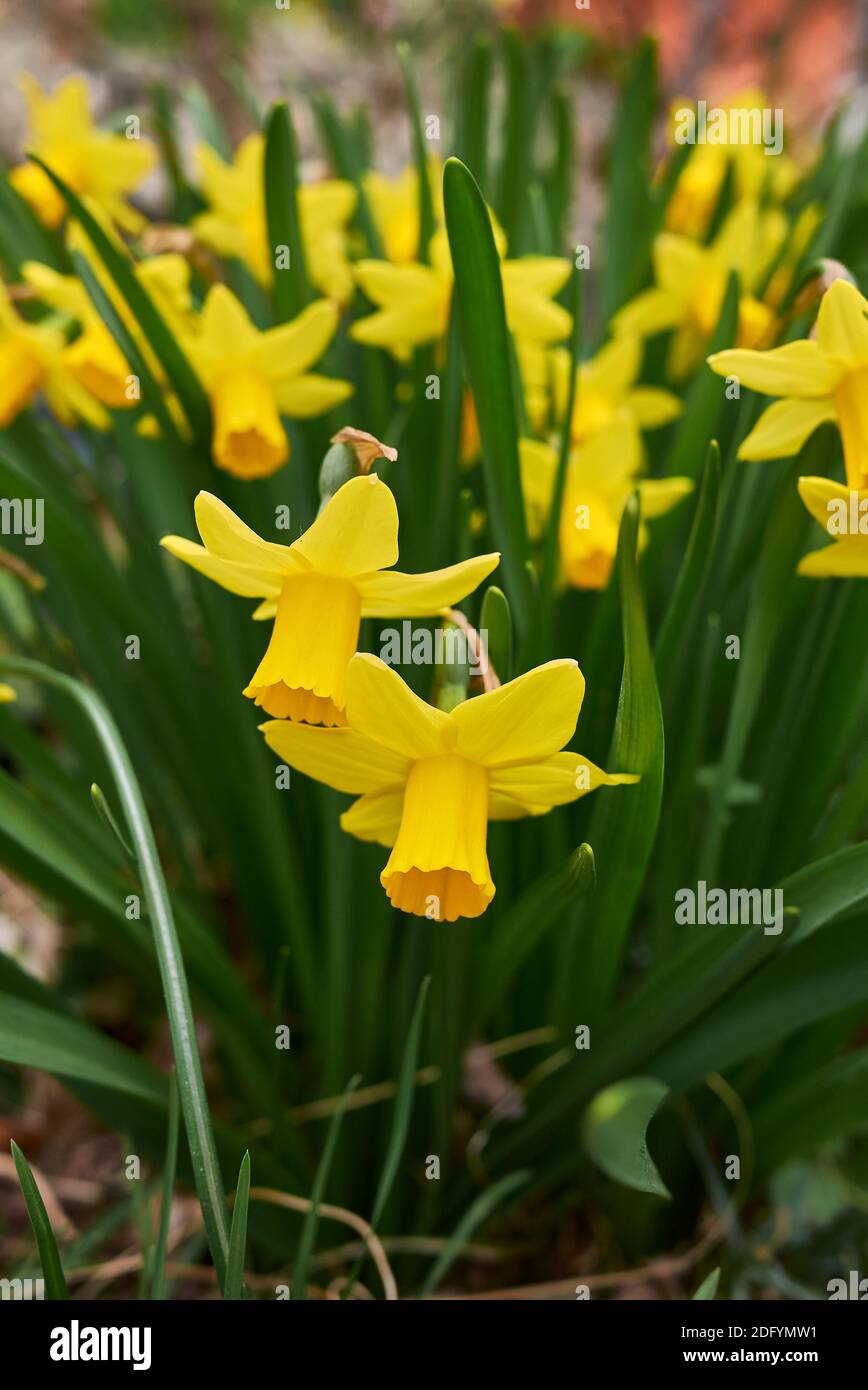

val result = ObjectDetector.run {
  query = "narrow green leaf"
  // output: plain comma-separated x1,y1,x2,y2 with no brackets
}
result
452,33,492,192
654,439,721,697
151,1072,180,1300
479,585,513,684
561,497,664,1022
496,28,532,250
600,39,658,318
444,157,532,638
582,1077,671,1200
264,101,312,320
694,1268,721,1300
292,1074,361,1299
540,262,582,656
28,155,211,444
225,1151,251,1300
0,657,231,1286
397,44,436,262
90,782,134,859
476,844,595,1029
10,1141,69,1299
371,979,430,1230
418,1171,529,1297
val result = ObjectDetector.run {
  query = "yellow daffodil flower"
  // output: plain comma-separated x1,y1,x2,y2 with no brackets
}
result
0,684,17,704
519,422,692,589
613,201,784,378
551,334,682,445
161,476,500,725
0,282,108,431
362,163,442,264
262,652,637,920
186,285,352,479
10,75,155,231
352,228,571,360
797,477,868,578
191,134,357,303
708,279,868,490
664,91,800,240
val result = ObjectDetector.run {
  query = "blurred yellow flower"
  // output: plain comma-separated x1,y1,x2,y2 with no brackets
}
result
262,653,636,920
10,75,155,231
797,477,868,579
0,282,108,431
0,684,17,704
708,279,868,490
551,334,682,446
161,477,499,724
519,422,692,589
664,91,800,241
192,134,357,302
363,163,442,264
614,202,783,378
352,227,571,360
186,285,352,478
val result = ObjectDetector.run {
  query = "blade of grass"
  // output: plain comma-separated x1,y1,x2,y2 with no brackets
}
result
292,1074,361,1299
10,1140,69,1299
225,1151,251,1300
418,1171,529,1297
396,44,436,262
151,1071,180,1300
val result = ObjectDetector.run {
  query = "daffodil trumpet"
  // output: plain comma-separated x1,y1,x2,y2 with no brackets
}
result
161,476,500,725
262,653,637,921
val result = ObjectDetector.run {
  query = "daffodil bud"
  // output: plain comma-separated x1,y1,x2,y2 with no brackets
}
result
318,442,358,505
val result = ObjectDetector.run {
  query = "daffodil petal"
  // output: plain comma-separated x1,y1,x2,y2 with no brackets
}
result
613,288,685,338
626,386,683,428
797,541,868,578
796,475,851,527
344,653,452,760
738,396,838,460
489,750,639,808
252,300,340,379
452,659,584,768
194,491,295,574
160,536,281,597
340,788,405,846
816,279,868,369
260,720,409,794
356,551,500,617
199,284,257,349
637,476,693,519
272,374,354,418
707,342,842,397
291,475,399,577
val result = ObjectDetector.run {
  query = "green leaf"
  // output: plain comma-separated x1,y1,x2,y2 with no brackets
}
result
495,28,533,250
752,1050,868,1178
443,157,532,638
151,1072,180,1300
599,39,658,318
476,844,595,1029
225,1151,251,1300
397,44,437,261
693,1268,721,1300
559,497,664,1023
581,1077,671,1200
452,33,492,192
291,1074,360,1299
10,1141,70,1299
28,155,211,444
654,440,721,698
90,782,134,859
263,101,312,320
0,995,166,1104
418,1170,529,1297
0,658,231,1286
479,585,513,684
539,263,582,657
371,979,430,1230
